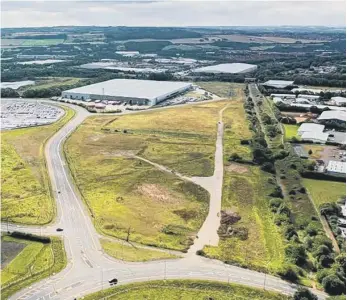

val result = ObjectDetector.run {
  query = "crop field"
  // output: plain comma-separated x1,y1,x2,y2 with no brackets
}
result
283,124,299,140
197,82,245,98
1,106,75,224
21,39,65,46
83,280,290,300
203,165,285,273
65,102,230,250
101,239,178,261
303,178,346,207
1,235,66,299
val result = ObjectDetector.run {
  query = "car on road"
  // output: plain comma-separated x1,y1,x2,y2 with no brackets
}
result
56,228,64,232
58,190,61,194
109,278,118,286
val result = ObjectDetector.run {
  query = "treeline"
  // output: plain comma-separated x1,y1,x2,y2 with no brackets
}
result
12,34,67,40
10,231,51,243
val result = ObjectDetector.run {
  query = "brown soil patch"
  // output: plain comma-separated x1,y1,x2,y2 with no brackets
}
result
137,184,181,205
226,163,249,174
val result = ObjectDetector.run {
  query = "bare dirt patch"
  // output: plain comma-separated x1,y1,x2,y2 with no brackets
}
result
137,184,182,205
1,240,26,268
226,163,249,174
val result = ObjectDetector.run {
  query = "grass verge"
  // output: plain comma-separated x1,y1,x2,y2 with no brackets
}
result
1,105,75,224
101,239,179,262
1,235,67,299
82,279,290,300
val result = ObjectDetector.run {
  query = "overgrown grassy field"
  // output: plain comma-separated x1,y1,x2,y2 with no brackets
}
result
283,124,299,141
303,179,346,207
302,145,324,159
203,166,285,273
65,102,228,250
1,105,75,224
202,90,285,273
83,280,290,300
101,239,178,261
197,82,245,98
223,94,253,161
1,235,66,299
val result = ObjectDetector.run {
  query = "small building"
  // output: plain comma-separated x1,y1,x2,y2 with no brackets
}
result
192,63,257,74
298,94,320,100
263,80,294,89
295,98,312,104
326,160,346,177
297,123,325,136
270,93,296,99
301,131,329,144
331,96,346,107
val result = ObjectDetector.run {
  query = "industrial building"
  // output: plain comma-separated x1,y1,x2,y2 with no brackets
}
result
318,110,346,124
298,123,325,136
192,63,257,74
61,79,192,106
301,131,329,144
263,80,294,89
331,96,346,107
326,161,346,177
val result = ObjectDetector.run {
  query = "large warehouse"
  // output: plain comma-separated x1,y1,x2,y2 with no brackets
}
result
61,79,192,106
192,63,257,74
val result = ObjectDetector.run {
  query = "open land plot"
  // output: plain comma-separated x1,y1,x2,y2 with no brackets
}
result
65,102,229,251
302,145,324,159
203,165,285,273
283,124,299,141
101,239,179,262
1,106,75,224
83,279,290,300
19,77,82,91
196,82,245,98
303,179,346,207
21,39,65,46
1,235,66,299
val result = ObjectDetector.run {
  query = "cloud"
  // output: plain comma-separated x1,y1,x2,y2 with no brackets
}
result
1,1,346,28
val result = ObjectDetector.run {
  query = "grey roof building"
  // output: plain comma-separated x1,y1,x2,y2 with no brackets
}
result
318,110,346,123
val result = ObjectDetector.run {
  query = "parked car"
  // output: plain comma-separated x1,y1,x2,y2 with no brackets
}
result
56,228,64,232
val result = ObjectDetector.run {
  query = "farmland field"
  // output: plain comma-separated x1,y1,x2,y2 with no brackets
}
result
101,239,178,261
83,280,290,300
19,77,82,91
303,178,346,207
1,105,75,224
1,235,66,299
65,101,229,250
1,39,64,47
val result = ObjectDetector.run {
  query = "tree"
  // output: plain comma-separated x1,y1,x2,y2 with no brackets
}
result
285,244,307,266
277,263,298,282
308,149,313,155
261,162,275,174
294,287,318,300
1,88,19,98
322,274,345,295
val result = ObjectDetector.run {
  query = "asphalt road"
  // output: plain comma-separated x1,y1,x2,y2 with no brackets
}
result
4,99,327,300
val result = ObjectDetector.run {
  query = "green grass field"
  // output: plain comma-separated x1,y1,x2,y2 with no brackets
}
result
101,239,179,261
22,77,81,90
303,179,346,207
65,102,229,251
283,124,299,141
1,106,75,224
21,39,64,46
1,235,66,299
83,280,290,300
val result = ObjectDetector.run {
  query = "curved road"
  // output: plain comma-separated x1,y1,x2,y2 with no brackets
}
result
5,101,327,300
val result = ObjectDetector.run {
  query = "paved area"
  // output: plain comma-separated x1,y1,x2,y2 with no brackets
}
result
2,99,327,300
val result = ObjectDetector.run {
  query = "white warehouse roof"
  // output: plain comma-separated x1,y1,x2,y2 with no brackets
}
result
192,63,257,74
327,161,346,174
298,123,325,135
301,131,329,143
318,110,346,122
332,96,346,103
62,79,192,101
263,80,294,88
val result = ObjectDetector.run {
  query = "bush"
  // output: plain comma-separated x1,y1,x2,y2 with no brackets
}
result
319,254,335,268
269,185,283,198
314,245,332,258
261,162,276,173
284,225,298,240
269,198,283,208
229,153,241,161
285,244,307,266
316,268,332,283
322,274,346,295
277,264,299,282
10,231,51,244
293,287,318,300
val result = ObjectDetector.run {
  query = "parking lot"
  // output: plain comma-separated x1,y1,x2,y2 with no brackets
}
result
1,100,64,130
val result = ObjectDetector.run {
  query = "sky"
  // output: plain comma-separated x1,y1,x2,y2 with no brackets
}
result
1,1,346,28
